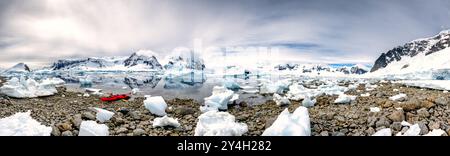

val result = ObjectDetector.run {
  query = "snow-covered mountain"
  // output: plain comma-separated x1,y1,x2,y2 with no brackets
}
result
50,50,163,71
3,63,31,73
275,63,369,75
163,51,205,71
371,30,450,75
123,50,163,71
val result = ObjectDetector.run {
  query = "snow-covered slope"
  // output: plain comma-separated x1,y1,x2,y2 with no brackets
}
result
371,30,450,76
50,50,163,71
3,63,31,73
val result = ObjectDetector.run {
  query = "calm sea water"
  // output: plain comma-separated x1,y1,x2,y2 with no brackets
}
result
59,71,288,105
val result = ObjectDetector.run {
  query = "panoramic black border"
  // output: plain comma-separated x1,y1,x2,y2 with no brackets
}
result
0,136,448,155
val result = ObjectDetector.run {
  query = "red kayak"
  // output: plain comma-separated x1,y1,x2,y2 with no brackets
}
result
100,94,131,102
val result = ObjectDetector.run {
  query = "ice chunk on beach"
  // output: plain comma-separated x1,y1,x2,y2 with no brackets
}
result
389,93,408,101
399,124,421,136
194,111,248,136
78,121,109,136
144,96,168,116
360,93,370,97
259,79,291,94
334,94,357,104
0,77,58,98
423,129,446,136
372,128,392,136
262,107,310,136
0,110,52,136
93,108,114,123
347,84,357,91
152,116,180,128
302,97,316,108
401,121,412,127
273,93,291,106
200,86,236,112
370,107,381,112
85,88,103,95
41,78,65,86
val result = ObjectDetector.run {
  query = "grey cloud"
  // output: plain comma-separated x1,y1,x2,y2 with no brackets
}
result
0,0,449,68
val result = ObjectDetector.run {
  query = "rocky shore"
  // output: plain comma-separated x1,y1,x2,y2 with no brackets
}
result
0,79,449,136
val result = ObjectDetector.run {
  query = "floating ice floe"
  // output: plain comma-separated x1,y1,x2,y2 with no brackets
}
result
286,82,349,101
131,88,140,94
242,89,259,94
302,96,316,108
0,77,58,98
152,116,180,128
41,78,65,86
79,78,93,86
372,128,392,136
143,95,168,116
78,121,109,136
92,108,114,123
194,111,248,136
0,110,52,136
389,93,408,101
262,107,310,136
200,86,237,112
370,107,381,112
396,80,450,91
423,129,446,136
334,94,357,104
273,93,291,106
223,79,241,90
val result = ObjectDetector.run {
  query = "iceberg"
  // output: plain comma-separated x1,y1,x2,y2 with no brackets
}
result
194,111,248,136
78,121,109,136
0,77,58,98
152,116,181,128
262,107,310,136
143,96,168,116
0,110,52,136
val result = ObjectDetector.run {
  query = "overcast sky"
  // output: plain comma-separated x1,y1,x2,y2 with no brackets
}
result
0,0,449,68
